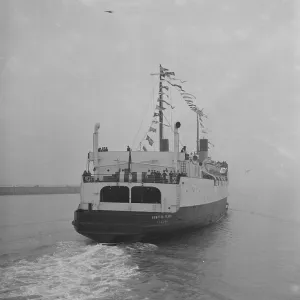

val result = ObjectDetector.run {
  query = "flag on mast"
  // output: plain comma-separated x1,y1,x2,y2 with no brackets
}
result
146,135,154,146
160,66,169,72
156,105,166,111
181,92,196,98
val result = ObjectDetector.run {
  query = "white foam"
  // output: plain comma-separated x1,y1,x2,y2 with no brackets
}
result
124,242,158,253
1,241,140,299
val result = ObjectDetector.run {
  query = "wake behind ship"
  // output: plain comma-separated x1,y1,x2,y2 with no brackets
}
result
72,65,229,243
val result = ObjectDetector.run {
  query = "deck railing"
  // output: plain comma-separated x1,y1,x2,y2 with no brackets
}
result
82,172,183,184
82,172,227,185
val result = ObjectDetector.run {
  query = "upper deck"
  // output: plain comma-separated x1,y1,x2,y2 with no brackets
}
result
89,150,185,167
84,150,227,185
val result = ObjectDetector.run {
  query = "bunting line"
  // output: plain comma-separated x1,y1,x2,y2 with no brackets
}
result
146,135,154,146
173,78,187,84
143,64,209,150
180,92,196,99
149,126,156,133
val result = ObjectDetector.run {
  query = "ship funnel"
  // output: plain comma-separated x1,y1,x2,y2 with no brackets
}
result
198,138,208,163
174,122,181,153
93,123,100,169
173,122,181,171
94,123,100,132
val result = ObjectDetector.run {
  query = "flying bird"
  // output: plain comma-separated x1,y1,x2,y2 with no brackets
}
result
105,10,114,14
245,169,251,174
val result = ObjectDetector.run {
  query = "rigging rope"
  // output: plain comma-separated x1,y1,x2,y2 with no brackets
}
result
131,88,154,149
138,67,207,151
136,77,160,150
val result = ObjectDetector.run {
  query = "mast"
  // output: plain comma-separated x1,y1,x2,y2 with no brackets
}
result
159,64,164,151
196,114,199,154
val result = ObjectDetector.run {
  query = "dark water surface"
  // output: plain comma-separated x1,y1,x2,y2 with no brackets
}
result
0,190,299,300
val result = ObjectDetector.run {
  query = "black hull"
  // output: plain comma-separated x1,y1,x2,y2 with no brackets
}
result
72,197,228,243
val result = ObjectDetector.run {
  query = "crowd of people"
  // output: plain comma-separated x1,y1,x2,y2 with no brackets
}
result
144,169,187,184
81,168,187,184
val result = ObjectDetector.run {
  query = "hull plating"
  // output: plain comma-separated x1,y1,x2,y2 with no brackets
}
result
72,197,228,243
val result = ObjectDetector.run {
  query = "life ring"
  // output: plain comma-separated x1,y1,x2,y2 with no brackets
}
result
84,176,91,182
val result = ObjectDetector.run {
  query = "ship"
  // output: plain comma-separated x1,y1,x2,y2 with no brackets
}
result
72,65,229,243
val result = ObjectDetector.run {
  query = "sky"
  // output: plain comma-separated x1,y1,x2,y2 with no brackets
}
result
0,0,299,192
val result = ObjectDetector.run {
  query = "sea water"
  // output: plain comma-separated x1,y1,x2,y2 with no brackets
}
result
0,190,299,300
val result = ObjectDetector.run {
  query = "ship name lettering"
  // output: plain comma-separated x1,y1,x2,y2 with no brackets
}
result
152,214,172,220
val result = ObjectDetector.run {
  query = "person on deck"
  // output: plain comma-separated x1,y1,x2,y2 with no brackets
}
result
162,171,167,183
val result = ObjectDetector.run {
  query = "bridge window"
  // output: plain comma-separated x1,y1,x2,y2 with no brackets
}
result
131,186,161,204
100,186,129,203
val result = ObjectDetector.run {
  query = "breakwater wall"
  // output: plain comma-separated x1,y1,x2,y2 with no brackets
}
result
0,186,80,196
